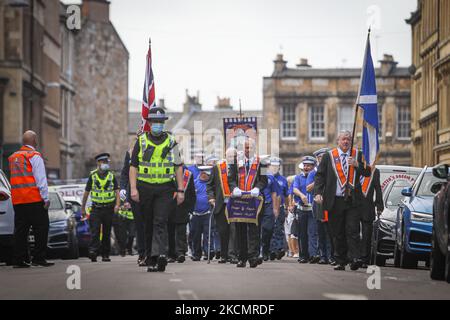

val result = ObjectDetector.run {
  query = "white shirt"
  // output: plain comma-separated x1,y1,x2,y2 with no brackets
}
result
335,148,350,197
26,145,49,202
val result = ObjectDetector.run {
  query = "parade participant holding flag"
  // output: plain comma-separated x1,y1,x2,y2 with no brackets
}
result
228,138,267,268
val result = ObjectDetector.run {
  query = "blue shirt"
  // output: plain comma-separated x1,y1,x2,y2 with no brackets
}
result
188,165,201,180
274,173,289,204
262,174,280,204
194,177,210,213
292,172,313,205
305,169,317,204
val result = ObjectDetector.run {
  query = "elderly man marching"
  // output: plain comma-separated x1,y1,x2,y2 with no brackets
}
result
314,131,372,271
129,107,185,273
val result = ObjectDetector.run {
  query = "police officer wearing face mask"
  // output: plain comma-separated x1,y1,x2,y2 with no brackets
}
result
129,107,185,273
82,153,120,262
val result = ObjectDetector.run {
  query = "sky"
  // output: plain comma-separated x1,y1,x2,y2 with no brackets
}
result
64,0,417,112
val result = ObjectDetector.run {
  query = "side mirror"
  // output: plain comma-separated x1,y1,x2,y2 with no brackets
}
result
65,202,73,211
431,182,444,194
401,187,413,197
432,164,449,179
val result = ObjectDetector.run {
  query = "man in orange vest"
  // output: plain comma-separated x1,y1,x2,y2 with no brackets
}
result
8,131,53,268
314,131,372,271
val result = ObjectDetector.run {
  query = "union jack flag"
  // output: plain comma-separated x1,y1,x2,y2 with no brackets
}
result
141,40,156,132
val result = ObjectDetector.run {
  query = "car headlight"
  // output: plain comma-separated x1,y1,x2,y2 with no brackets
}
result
410,212,433,223
379,219,394,231
51,220,69,230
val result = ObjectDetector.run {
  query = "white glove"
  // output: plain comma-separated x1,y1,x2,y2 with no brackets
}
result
119,189,127,201
232,188,242,198
250,188,260,198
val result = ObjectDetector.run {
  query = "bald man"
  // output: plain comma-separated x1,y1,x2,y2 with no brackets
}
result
8,131,53,268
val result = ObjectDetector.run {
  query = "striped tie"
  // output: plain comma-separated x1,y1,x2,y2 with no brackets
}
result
341,153,348,177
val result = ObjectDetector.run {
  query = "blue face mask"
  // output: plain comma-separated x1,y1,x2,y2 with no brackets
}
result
151,123,165,135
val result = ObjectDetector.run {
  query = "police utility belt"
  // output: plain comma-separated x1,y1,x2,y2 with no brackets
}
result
192,210,211,216
92,202,115,208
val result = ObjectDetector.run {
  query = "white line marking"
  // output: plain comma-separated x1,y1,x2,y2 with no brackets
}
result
170,279,182,282
323,293,368,300
178,290,199,300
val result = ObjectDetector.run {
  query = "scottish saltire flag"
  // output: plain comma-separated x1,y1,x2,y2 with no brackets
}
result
357,32,379,168
141,40,156,132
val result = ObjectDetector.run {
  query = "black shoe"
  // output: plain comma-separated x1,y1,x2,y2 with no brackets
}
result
350,261,360,271
177,255,186,263
298,258,308,264
167,257,176,263
89,253,97,262
309,256,320,264
269,252,276,261
257,257,263,265
230,258,239,264
147,265,158,272
102,257,111,262
330,260,337,266
215,252,221,260
249,259,258,268
191,256,201,262
263,254,269,262
318,259,328,265
31,260,55,267
13,261,31,269
218,258,227,264
157,256,168,272
139,257,151,267
334,264,346,271
276,251,286,260
119,251,126,257
236,261,246,268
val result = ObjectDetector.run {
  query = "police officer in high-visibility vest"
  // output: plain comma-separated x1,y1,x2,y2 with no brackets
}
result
129,107,185,273
8,131,54,268
81,153,120,262
116,200,136,256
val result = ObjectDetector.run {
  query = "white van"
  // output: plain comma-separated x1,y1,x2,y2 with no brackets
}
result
377,165,422,195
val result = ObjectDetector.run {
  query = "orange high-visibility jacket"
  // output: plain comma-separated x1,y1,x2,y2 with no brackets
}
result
8,146,43,205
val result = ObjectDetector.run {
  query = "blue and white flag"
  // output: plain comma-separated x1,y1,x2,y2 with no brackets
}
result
357,32,379,168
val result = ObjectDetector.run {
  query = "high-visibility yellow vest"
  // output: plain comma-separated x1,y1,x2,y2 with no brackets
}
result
137,133,175,184
90,170,116,204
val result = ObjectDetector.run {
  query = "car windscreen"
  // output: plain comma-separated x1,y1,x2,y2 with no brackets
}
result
386,185,407,208
416,172,445,197
49,192,64,210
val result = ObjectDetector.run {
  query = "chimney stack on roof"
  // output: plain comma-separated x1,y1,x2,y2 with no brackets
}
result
379,54,398,76
273,54,287,73
215,97,233,111
296,58,312,68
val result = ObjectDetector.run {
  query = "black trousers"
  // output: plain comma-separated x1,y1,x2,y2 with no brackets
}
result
215,206,231,260
113,215,135,254
228,222,238,260
13,201,49,263
89,205,114,257
328,197,361,265
236,222,260,262
360,204,376,263
131,199,145,258
138,182,176,259
168,222,187,258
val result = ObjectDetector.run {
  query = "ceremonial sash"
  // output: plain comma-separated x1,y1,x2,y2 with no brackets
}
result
182,169,192,192
361,171,375,197
330,148,357,189
218,161,231,198
238,157,260,191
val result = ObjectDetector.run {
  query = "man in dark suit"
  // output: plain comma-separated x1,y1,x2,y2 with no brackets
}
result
360,168,384,268
314,131,372,271
168,166,196,263
228,139,268,268
207,148,238,264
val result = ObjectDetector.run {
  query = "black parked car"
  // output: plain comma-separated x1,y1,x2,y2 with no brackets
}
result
371,181,411,266
430,164,450,283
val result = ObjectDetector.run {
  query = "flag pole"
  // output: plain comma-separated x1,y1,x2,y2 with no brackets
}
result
345,28,371,200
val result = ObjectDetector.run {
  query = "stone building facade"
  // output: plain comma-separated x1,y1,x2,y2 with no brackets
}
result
407,0,450,166
263,54,412,176
71,0,129,177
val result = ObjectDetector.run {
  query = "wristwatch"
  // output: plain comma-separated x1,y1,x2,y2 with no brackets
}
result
177,189,185,193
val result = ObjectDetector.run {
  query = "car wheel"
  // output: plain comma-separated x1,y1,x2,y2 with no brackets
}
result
63,231,79,260
400,226,417,269
430,228,442,280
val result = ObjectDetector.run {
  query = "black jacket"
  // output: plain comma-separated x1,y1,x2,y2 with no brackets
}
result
362,168,384,212
207,164,228,215
314,149,372,211
169,173,196,224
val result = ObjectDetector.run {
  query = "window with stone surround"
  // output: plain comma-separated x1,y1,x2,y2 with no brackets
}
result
378,105,383,140
281,105,297,139
338,106,354,132
283,163,296,177
396,105,411,140
309,106,326,141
